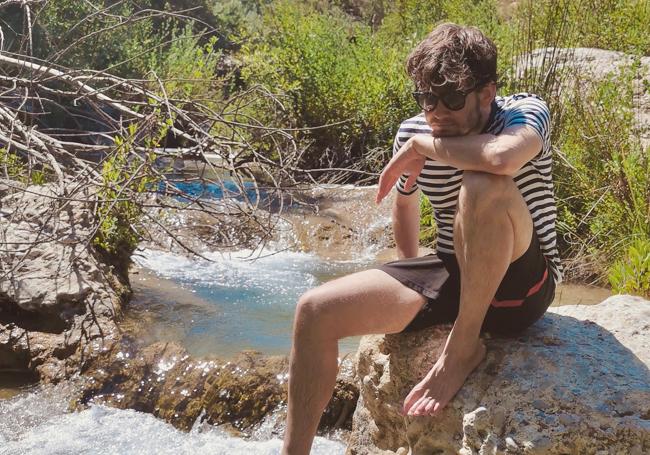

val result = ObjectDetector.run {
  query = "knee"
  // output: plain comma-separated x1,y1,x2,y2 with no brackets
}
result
459,170,512,208
294,289,327,335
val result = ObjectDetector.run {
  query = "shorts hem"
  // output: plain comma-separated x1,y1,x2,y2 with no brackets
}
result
373,267,443,300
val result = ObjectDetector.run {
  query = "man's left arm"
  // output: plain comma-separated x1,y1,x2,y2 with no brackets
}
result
410,124,544,177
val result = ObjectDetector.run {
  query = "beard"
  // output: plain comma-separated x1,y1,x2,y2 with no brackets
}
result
427,95,485,137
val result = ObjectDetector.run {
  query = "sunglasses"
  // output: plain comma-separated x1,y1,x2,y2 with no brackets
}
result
412,83,484,112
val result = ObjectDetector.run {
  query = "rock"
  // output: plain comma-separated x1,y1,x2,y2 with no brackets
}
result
519,47,650,149
280,185,394,261
0,177,23,200
347,296,650,454
0,179,130,383
70,337,359,436
138,184,396,263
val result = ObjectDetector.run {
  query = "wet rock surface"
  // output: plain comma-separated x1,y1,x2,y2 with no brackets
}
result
139,184,395,262
347,295,650,454
70,337,359,439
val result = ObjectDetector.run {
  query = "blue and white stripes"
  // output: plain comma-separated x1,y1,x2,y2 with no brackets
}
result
391,93,564,285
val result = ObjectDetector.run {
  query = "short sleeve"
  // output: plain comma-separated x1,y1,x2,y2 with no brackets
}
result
392,132,419,195
503,94,552,160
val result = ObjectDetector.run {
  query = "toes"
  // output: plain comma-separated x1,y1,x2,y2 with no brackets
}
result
431,400,444,416
414,398,431,415
424,399,436,414
403,388,425,415
405,395,423,415
410,396,429,415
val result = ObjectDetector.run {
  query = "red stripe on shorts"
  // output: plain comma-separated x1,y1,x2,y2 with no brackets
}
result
490,267,549,308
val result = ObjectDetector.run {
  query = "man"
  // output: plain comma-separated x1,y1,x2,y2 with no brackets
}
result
281,23,563,455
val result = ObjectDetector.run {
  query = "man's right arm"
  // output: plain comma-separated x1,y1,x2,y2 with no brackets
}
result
392,190,420,260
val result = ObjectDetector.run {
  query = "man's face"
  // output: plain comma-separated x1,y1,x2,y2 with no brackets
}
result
421,83,496,137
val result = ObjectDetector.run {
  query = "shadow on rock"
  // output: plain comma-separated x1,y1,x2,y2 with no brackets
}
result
348,296,650,454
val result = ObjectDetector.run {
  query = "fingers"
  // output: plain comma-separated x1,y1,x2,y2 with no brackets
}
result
375,167,398,205
404,173,417,193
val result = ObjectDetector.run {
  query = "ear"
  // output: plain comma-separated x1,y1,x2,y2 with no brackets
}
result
478,82,496,108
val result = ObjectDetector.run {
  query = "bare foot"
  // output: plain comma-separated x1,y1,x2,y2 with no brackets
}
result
401,339,486,417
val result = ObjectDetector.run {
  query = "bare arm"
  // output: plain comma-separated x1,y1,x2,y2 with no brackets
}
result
409,125,544,176
376,125,546,204
392,190,421,259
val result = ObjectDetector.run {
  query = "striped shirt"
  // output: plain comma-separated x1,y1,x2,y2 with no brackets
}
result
393,93,564,285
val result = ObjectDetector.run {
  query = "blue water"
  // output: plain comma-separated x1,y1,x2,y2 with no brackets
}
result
154,179,272,205
129,247,374,360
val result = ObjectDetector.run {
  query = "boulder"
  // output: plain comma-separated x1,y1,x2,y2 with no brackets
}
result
519,47,650,149
0,180,130,382
347,295,650,454
70,337,359,437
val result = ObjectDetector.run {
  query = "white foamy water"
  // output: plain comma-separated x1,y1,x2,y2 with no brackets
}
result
131,245,325,298
0,384,345,455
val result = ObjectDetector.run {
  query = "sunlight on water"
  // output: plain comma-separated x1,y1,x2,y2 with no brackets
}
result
0,386,344,455
132,246,324,299
128,245,369,359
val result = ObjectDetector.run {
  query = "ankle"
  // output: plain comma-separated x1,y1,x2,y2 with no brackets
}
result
442,335,485,360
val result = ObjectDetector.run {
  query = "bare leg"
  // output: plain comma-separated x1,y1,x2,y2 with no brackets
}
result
402,171,534,416
281,269,428,455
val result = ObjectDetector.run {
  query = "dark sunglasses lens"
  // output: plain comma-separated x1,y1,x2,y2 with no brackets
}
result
441,91,467,110
414,93,438,111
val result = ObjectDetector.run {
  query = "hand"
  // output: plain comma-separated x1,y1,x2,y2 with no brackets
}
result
375,137,427,204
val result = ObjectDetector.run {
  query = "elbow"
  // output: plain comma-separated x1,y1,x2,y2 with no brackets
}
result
485,147,517,176
491,160,518,176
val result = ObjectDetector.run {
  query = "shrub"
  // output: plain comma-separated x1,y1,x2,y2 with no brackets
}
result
238,1,413,176
0,148,50,185
609,238,650,298
92,123,164,259
553,60,650,286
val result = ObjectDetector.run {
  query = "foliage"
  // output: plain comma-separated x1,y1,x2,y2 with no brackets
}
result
238,0,414,175
145,23,223,100
609,238,650,298
92,122,168,258
419,192,437,247
553,61,650,287
27,1,159,78
0,149,49,185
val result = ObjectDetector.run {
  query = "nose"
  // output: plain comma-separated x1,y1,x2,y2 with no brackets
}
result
425,103,453,122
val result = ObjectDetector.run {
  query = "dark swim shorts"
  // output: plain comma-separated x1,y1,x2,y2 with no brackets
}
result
373,229,555,337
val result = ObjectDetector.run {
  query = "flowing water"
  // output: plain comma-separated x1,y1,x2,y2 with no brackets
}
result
0,170,613,454
0,378,344,454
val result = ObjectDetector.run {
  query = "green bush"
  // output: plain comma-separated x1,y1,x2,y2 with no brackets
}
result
0,148,50,185
145,23,223,100
92,123,163,259
609,238,650,298
553,61,650,287
238,1,414,174
419,192,438,247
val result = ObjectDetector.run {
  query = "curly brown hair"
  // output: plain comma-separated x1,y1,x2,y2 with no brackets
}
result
406,23,497,92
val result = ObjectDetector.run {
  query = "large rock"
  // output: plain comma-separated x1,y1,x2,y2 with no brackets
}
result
519,47,650,149
347,295,650,454
0,180,130,382
70,337,359,438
